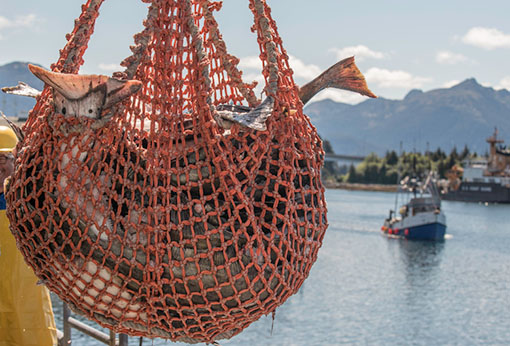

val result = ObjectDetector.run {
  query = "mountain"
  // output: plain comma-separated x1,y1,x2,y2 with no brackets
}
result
2,62,509,156
0,62,45,118
305,78,510,156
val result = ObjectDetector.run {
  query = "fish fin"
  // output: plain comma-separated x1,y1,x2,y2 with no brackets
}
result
0,111,24,141
104,79,143,109
2,81,42,98
298,56,376,105
3,176,12,196
216,97,274,131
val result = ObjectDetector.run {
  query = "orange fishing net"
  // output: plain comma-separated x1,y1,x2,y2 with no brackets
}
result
7,0,329,343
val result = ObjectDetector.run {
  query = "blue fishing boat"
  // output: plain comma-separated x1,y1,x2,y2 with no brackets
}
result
382,172,446,241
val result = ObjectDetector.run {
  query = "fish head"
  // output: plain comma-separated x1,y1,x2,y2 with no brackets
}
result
28,64,142,120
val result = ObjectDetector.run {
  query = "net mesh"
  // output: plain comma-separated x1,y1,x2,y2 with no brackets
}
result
7,0,327,343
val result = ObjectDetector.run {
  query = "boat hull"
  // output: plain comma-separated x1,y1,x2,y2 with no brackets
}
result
441,182,510,203
401,222,446,240
382,211,447,241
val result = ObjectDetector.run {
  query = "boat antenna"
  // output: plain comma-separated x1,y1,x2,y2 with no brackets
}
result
393,141,404,217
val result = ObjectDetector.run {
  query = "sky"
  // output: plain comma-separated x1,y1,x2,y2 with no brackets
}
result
1,0,510,104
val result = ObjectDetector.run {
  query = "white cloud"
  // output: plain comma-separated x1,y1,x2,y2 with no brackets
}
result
306,89,368,105
238,56,261,70
14,14,37,27
241,72,264,84
0,14,37,29
442,80,461,88
0,14,38,39
0,16,10,30
496,76,510,90
435,51,469,65
239,55,321,82
330,45,386,62
288,56,321,81
479,81,493,88
462,27,510,50
98,63,122,72
365,67,432,89
240,72,266,98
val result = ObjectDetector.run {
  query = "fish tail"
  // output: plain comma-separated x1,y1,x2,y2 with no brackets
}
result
0,111,24,141
298,56,376,105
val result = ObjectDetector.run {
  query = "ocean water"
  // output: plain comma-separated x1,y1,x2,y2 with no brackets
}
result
52,189,510,345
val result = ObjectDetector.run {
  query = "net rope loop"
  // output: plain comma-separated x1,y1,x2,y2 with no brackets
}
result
7,0,330,343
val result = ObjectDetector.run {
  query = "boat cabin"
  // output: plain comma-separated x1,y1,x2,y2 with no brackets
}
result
486,128,510,177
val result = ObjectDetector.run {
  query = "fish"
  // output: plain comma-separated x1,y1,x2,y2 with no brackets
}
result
24,57,373,258
26,64,143,241
28,64,142,120
214,56,375,131
15,55,374,338
7,57,373,132
15,65,148,327
298,56,376,104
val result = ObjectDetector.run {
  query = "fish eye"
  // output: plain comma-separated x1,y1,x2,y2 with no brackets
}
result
89,109,93,114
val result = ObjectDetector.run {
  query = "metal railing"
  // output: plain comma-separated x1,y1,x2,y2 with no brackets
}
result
57,303,129,346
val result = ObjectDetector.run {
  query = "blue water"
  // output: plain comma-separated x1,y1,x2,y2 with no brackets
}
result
52,189,510,345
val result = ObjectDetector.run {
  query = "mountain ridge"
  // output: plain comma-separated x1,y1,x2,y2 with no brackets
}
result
0,61,45,117
305,78,510,155
1,61,509,156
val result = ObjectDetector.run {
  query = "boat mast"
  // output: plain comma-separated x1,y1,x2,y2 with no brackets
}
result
486,127,505,176
393,141,403,218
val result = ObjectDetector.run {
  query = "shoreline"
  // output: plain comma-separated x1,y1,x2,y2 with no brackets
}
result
0,117,394,195
324,181,397,192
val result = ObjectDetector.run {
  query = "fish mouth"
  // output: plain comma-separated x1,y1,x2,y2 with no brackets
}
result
28,64,142,120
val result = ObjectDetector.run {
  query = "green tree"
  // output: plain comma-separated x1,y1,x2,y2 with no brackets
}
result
449,146,459,162
346,164,358,183
431,148,446,161
379,164,388,184
385,150,398,166
335,146,465,184
387,170,399,184
363,163,379,183
322,139,334,154
365,153,380,163
446,154,456,171
460,145,470,161
437,159,447,178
